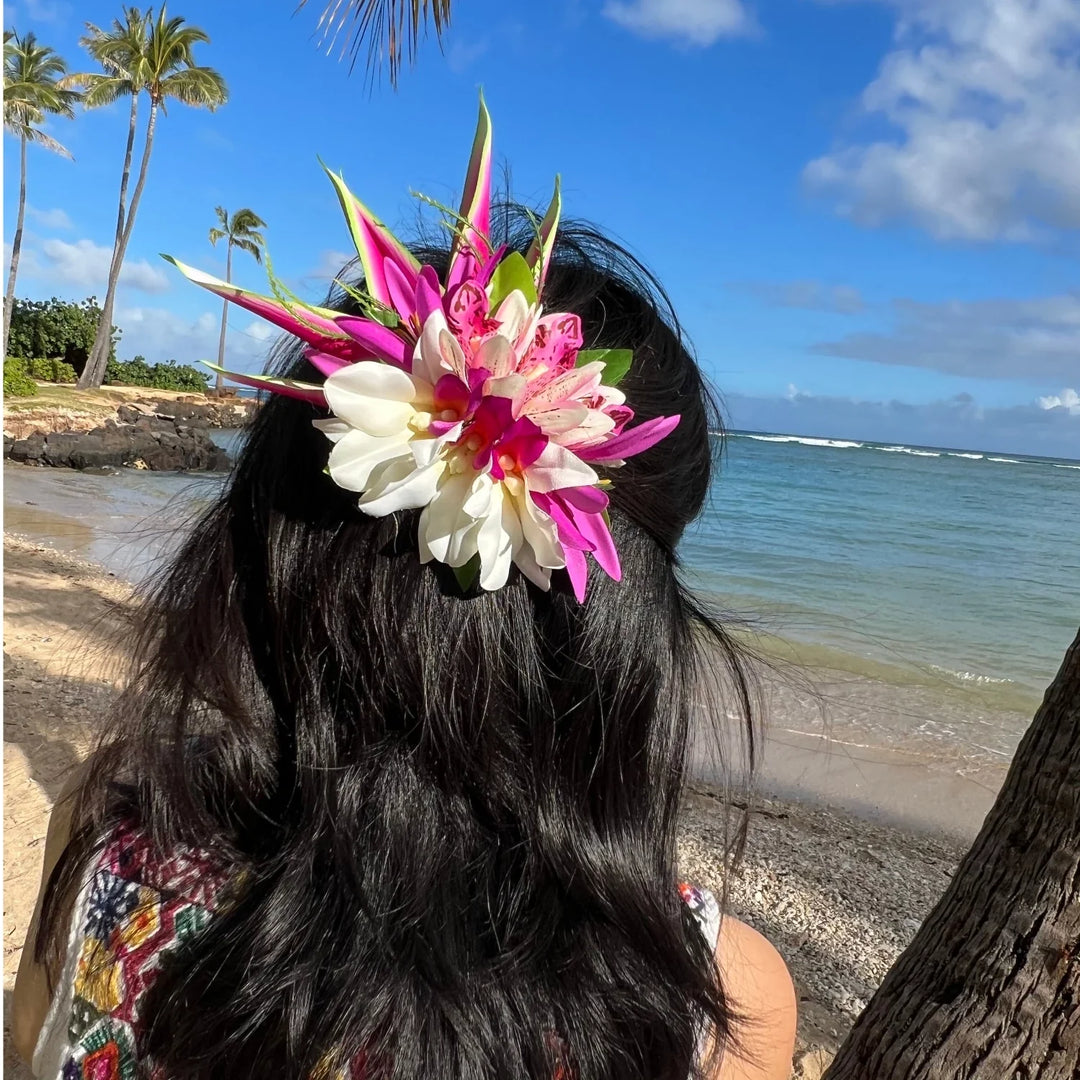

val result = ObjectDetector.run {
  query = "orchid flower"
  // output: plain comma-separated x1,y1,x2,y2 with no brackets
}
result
164,97,679,599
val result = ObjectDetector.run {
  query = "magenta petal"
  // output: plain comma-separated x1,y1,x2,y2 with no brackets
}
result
446,250,480,294
559,485,609,514
335,316,410,369
476,244,507,288
531,492,593,551
605,405,634,435
564,547,588,603
575,511,621,582
306,350,351,377
434,372,470,413
574,414,681,463
415,265,443,325
384,258,416,321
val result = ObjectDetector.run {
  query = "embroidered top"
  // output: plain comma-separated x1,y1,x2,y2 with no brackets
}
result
33,825,721,1080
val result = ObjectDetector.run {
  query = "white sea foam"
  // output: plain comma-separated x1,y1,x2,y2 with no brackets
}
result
877,445,940,457
988,457,1022,464
948,452,984,460
929,665,1014,687
1053,463,1080,470
740,434,863,449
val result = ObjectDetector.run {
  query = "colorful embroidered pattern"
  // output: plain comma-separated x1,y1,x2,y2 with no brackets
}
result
58,824,229,1080
54,827,717,1080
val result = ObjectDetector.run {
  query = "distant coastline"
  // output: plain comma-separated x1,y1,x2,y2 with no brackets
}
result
724,429,1080,466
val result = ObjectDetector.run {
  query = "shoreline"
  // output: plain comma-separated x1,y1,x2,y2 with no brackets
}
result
5,458,1012,843
2,533,972,1076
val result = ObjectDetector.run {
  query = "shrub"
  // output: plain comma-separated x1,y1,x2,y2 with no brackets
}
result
26,357,77,382
104,356,209,393
4,355,38,397
8,296,120,365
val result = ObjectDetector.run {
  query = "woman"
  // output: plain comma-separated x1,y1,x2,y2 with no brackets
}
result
13,102,796,1080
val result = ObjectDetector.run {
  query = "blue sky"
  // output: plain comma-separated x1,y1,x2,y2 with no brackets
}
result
4,0,1079,457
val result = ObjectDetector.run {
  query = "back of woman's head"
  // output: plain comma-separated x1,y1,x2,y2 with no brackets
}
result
41,196,752,1079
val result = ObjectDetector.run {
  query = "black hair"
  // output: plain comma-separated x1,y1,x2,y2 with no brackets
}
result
40,208,755,1080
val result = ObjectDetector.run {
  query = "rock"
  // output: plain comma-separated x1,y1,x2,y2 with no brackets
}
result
4,412,232,473
6,433,45,464
793,1048,835,1080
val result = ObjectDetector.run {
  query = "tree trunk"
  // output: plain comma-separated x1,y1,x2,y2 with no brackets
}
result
3,133,28,360
79,96,158,390
824,627,1080,1080
215,242,232,395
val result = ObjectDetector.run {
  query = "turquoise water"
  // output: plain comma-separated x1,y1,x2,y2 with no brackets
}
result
6,428,1078,721
683,433,1080,705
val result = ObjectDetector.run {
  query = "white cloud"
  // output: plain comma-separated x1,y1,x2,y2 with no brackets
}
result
27,206,73,230
1038,387,1080,414
114,304,271,370
603,0,754,46
726,385,1079,458
305,249,356,284
446,39,489,73
813,291,1080,379
732,279,865,313
804,0,1080,241
26,237,171,294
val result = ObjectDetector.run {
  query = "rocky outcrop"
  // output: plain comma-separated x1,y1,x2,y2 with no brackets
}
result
5,412,231,472
125,395,256,429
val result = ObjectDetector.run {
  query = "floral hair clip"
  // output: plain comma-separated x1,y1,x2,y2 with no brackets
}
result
163,97,679,600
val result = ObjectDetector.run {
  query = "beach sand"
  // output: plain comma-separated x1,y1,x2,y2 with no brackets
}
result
2,534,970,1078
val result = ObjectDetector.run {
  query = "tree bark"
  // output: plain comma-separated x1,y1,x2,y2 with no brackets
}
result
4,133,28,359
824,627,1080,1080
215,241,232,395
80,96,158,390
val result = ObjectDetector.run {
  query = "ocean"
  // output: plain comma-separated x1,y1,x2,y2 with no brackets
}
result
686,432,1079,707
5,429,1078,835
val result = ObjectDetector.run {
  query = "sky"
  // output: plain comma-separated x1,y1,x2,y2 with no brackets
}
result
3,0,1079,458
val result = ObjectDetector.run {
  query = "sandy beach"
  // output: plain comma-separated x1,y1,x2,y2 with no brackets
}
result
2,531,972,1077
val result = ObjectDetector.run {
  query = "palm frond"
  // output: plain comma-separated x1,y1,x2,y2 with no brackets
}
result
298,0,452,86
230,208,266,233
23,125,72,157
233,238,264,263
64,73,132,108
156,64,227,108
4,29,80,136
208,227,227,246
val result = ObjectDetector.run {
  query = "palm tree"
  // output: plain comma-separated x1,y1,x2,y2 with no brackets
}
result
208,206,266,395
3,30,80,358
65,5,227,389
297,0,451,86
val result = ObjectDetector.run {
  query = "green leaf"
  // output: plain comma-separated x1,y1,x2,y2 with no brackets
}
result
487,251,538,311
575,348,633,386
452,554,481,593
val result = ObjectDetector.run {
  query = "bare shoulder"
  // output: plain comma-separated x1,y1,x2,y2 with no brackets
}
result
711,917,798,1080
10,758,90,1066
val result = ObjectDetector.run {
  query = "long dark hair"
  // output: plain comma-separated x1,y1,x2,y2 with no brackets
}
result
40,210,755,1080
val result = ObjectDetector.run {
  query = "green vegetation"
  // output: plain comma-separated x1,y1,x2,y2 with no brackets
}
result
27,356,77,382
4,354,37,396
104,355,209,393
6,296,118,365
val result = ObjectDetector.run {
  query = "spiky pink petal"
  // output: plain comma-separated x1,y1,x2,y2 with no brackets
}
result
336,316,411,369
573,414,681,463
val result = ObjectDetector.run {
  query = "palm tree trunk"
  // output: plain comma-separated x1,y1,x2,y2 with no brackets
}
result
79,97,159,390
3,134,29,360
824,626,1080,1079
215,241,232,395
